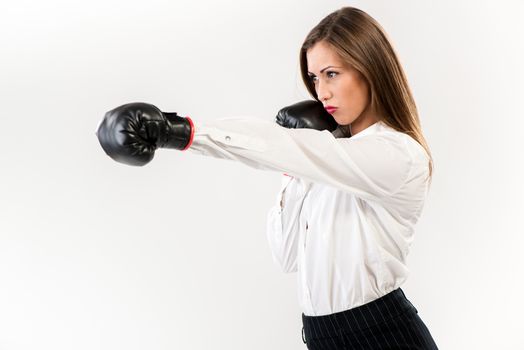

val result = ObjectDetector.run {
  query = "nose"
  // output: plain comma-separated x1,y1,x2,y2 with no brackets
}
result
316,80,332,103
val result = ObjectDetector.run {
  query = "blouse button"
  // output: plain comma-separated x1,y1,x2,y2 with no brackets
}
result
225,136,231,141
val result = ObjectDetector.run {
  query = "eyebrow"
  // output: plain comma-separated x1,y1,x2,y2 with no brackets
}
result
307,66,340,75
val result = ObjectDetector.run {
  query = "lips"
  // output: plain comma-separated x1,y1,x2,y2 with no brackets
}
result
325,106,337,113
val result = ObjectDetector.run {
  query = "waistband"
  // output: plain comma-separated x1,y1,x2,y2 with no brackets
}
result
301,288,417,342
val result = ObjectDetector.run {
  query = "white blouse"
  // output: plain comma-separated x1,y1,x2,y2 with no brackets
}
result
186,117,430,316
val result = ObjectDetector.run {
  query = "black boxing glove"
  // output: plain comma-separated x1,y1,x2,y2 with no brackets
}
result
275,100,338,131
96,102,194,166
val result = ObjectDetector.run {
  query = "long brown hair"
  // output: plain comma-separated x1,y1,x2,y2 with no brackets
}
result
299,6,434,183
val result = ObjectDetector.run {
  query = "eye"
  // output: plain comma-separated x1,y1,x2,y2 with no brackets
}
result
308,71,338,83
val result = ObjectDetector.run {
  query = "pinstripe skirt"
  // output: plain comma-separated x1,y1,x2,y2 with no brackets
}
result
301,288,438,349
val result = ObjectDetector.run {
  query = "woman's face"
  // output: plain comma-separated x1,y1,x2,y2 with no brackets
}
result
306,41,378,134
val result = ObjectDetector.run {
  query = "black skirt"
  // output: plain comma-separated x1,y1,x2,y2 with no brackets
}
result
301,288,438,349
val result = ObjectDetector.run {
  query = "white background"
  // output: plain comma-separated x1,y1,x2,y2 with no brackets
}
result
1,0,523,349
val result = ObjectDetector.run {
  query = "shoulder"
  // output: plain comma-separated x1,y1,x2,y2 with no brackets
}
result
351,121,428,162
341,122,410,158
374,122,431,186
342,121,430,184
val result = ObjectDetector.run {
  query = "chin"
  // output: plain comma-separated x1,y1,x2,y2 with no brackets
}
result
332,113,353,126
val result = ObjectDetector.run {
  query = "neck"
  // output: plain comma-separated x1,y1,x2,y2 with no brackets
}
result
350,113,379,135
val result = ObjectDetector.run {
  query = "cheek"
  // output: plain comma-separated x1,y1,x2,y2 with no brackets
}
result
342,79,368,109
353,79,370,108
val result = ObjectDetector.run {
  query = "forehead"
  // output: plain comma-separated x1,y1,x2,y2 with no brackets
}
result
306,41,344,71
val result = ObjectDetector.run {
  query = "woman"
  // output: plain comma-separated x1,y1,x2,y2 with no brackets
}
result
267,6,438,349
96,5,438,350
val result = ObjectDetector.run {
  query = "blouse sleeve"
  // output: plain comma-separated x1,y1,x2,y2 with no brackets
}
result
186,117,414,202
